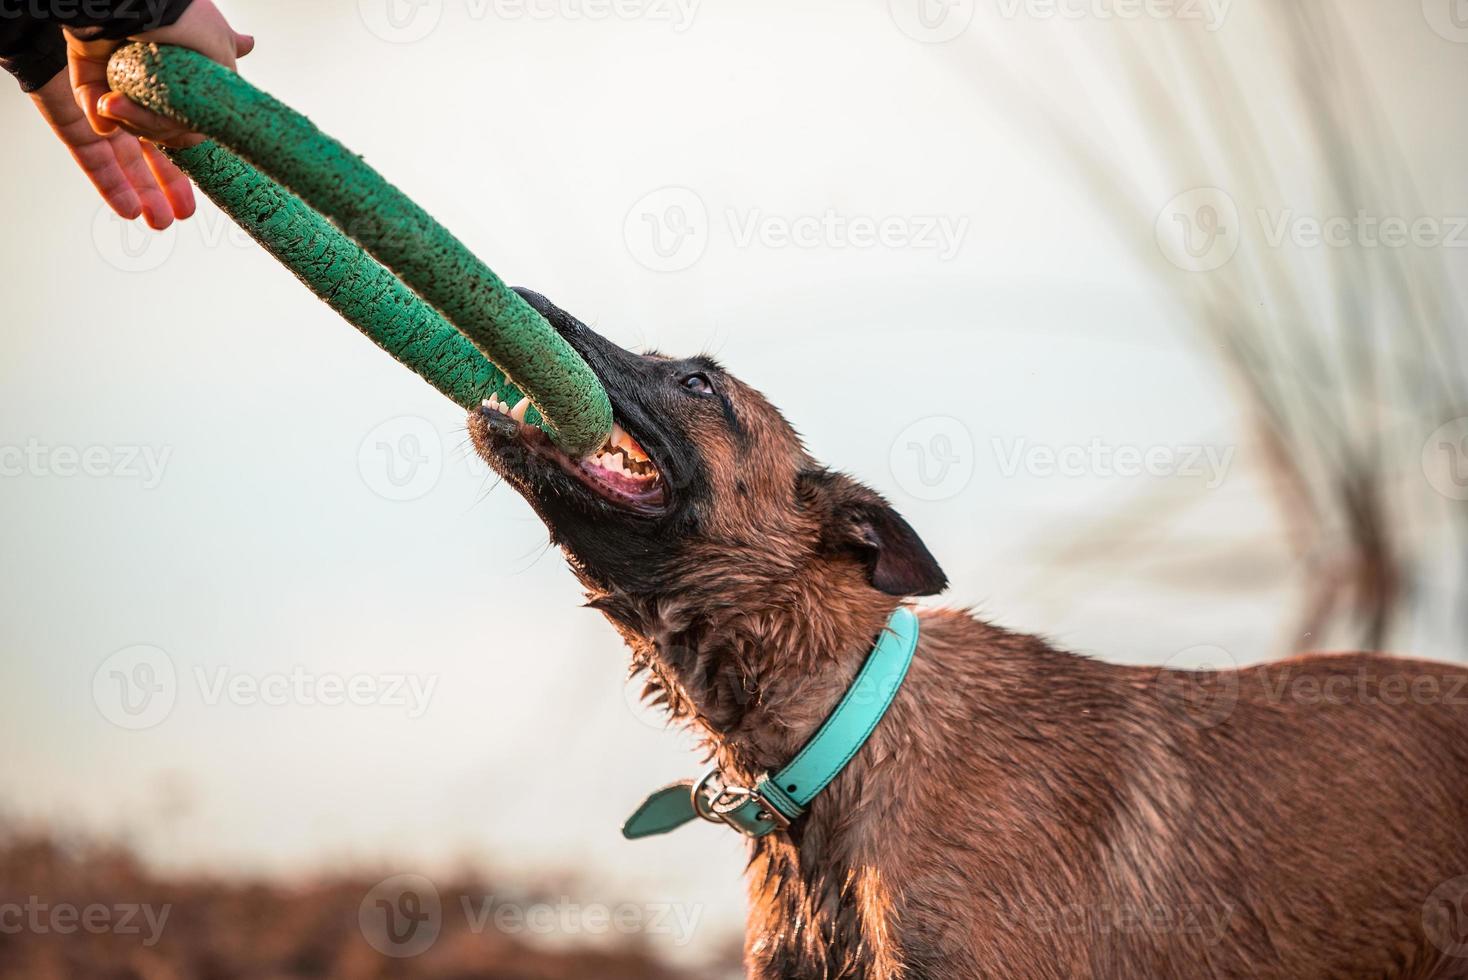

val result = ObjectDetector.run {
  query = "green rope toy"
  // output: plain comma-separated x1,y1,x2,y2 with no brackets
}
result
105,42,613,458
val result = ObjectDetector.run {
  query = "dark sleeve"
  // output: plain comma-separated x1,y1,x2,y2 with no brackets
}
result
0,17,67,92
1,0,194,93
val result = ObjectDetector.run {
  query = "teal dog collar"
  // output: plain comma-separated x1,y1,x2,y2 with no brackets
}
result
622,605,920,840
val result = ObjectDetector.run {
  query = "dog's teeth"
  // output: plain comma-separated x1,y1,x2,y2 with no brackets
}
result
610,422,650,462
481,397,494,409
510,397,530,423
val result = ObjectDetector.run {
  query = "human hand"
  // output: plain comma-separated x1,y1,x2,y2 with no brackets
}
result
69,0,253,148
29,69,194,229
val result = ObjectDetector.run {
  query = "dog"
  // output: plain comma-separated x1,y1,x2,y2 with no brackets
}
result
469,288,1468,980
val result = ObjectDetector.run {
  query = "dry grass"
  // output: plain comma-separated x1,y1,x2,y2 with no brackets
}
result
0,833,741,980
965,1,1467,655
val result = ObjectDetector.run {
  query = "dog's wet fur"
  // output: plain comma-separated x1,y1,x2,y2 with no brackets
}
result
469,289,1468,980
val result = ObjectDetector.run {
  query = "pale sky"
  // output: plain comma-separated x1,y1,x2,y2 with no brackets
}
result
1,0,1464,961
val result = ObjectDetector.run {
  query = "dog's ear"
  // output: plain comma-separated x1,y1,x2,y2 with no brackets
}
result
797,469,948,597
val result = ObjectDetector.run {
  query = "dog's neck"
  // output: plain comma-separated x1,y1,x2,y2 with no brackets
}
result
588,565,925,978
585,561,898,780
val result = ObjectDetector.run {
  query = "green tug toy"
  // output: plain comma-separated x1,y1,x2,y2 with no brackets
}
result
106,42,613,459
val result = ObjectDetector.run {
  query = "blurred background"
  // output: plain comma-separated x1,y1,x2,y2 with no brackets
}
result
0,0,1464,975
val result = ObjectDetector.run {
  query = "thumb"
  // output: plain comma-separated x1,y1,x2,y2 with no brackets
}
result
234,32,255,59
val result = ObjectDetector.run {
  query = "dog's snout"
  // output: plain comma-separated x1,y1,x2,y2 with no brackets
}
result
513,286,645,381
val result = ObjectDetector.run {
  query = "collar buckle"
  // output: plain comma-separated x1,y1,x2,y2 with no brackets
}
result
691,768,792,837
622,607,921,843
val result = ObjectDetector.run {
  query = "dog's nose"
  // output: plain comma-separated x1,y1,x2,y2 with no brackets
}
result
511,287,642,380
513,287,581,340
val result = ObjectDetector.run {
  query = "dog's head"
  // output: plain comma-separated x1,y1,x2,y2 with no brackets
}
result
468,290,947,606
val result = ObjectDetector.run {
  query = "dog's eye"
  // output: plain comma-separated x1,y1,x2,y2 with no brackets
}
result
680,373,713,395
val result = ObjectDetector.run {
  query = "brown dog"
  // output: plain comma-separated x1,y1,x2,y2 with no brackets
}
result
469,289,1468,980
